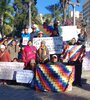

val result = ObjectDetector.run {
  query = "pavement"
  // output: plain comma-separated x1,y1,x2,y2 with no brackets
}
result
0,71,90,100
0,83,90,100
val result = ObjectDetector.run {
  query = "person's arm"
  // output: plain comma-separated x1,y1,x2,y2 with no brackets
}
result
22,49,26,63
6,52,11,62
43,47,49,60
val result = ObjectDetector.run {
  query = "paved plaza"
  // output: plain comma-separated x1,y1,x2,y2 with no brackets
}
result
0,83,90,100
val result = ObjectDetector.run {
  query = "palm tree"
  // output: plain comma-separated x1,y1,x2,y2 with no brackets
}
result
59,0,70,25
46,3,62,18
0,0,14,37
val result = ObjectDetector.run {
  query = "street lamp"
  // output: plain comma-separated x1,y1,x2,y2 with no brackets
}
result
29,1,32,28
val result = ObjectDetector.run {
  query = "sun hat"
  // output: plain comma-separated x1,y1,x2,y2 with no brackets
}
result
38,31,43,34
52,55,57,58
41,40,46,44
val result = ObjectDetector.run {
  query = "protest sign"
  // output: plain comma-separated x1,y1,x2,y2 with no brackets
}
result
16,70,34,83
22,37,29,45
61,26,80,41
33,37,63,54
0,62,24,80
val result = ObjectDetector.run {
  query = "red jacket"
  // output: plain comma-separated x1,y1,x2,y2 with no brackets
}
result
0,50,11,62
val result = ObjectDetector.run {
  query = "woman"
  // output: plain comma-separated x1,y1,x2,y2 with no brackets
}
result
77,28,87,45
37,41,49,64
22,40,37,69
38,31,44,38
3,40,8,49
0,45,11,85
0,45,11,62
8,40,20,61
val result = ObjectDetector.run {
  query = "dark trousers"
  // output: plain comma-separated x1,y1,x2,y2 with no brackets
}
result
67,60,82,85
74,60,82,85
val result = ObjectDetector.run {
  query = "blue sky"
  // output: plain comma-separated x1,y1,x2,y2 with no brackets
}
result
36,0,85,15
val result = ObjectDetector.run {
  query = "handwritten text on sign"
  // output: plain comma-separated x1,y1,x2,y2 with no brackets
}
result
16,70,34,83
0,62,24,80
33,37,63,54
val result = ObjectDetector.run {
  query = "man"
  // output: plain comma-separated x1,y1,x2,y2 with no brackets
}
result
50,55,59,64
30,25,37,41
21,27,30,46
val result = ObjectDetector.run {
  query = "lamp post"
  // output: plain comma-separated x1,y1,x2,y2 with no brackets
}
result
69,1,80,25
29,1,32,28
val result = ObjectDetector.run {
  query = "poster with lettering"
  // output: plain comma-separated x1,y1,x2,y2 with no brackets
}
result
0,62,24,80
33,37,63,54
22,37,29,45
16,70,34,83
61,26,79,41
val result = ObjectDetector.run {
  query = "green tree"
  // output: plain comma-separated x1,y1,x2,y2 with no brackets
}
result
13,0,38,37
0,0,14,37
4,24,12,35
59,0,70,25
46,3,62,18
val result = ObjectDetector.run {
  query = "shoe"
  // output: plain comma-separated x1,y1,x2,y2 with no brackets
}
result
77,84,82,87
72,82,77,86
3,82,7,85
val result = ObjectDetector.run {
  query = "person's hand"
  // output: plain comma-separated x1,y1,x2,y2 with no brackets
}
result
33,51,36,53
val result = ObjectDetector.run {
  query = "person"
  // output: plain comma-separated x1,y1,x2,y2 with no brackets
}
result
3,40,8,49
0,45,11,85
68,38,77,45
8,40,20,61
53,19,62,37
21,27,30,46
0,45,11,62
37,41,49,64
50,30,59,37
67,40,85,87
30,25,37,41
12,58,18,62
38,31,44,38
50,55,59,64
77,28,87,45
18,47,24,62
22,40,37,69
29,59,36,72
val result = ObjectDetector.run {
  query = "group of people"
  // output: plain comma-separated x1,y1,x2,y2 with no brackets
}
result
0,20,88,87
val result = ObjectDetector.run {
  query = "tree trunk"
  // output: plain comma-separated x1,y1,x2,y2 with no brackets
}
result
63,7,66,25
1,14,4,38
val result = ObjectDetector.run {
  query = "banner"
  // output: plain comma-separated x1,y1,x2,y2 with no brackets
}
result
16,70,34,83
0,62,24,80
61,26,80,41
33,37,63,54
35,64,74,92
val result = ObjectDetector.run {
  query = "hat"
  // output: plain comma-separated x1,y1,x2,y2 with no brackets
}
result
52,55,57,58
38,31,43,34
31,25,36,29
41,40,45,44
0,45,5,49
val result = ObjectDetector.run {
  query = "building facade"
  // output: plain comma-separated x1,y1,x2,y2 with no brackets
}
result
83,0,90,34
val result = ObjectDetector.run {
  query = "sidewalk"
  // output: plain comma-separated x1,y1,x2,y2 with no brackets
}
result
0,82,90,100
